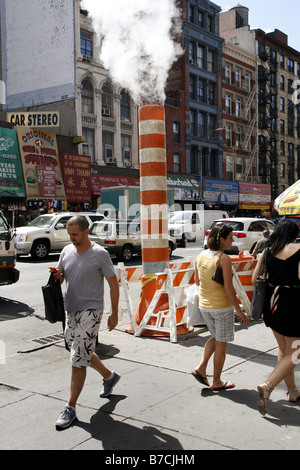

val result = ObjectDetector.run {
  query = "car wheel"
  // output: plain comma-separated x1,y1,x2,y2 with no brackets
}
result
179,234,186,248
121,245,133,262
31,240,50,260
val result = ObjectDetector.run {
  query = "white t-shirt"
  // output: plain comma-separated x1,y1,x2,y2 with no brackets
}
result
56,242,116,312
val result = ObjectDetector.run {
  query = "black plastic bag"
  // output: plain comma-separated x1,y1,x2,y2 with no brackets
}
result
42,273,65,324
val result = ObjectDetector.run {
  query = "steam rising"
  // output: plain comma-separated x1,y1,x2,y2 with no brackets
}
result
81,0,183,105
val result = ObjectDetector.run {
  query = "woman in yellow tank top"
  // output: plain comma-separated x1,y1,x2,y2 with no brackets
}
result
192,224,249,391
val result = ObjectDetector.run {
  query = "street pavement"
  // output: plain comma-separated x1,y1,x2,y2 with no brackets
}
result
1,265,300,452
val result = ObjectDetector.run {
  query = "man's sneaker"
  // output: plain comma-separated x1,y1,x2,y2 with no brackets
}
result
100,372,121,398
55,405,77,430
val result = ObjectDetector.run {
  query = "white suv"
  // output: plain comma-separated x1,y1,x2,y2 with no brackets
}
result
16,212,105,260
204,218,275,254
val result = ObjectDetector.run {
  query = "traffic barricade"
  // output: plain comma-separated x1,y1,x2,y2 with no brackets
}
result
116,259,195,343
230,254,257,316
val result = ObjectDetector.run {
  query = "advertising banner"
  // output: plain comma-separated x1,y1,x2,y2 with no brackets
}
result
36,166,56,198
91,173,140,195
203,178,239,205
16,128,66,199
60,153,91,203
167,175,200,200
238,182,271,209
0,127,25,198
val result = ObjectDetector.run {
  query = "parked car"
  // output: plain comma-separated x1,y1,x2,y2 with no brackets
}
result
89,220,177,262
203,217,276,254
16,212,105,260
168,210,229,247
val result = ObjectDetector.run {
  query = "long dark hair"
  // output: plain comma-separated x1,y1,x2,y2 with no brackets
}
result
267,219,299,255
207,224,233,251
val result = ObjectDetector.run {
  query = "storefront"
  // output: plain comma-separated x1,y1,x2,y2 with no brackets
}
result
238,182,272,216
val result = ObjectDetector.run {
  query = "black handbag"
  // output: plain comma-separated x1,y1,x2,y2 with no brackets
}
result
212,253,224,285
42,273,65,324
250,249,268,320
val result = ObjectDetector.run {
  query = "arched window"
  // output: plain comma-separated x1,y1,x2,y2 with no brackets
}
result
120,90,130,121
102,85,113,117
81,80,93,114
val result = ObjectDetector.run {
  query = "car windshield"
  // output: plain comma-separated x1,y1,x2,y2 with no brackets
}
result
169,212,191,224
27,215,56,228
211,220,244,231
90,223,112,236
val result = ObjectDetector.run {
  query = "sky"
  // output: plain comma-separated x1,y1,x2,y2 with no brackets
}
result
215,0,300,51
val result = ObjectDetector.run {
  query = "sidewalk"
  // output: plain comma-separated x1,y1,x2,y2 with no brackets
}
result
1,301,300,452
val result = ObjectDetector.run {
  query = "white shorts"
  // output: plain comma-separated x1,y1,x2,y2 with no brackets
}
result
200,306,235,342
65,309,103,368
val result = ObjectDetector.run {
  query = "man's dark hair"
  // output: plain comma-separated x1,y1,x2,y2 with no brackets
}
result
67,215,89,232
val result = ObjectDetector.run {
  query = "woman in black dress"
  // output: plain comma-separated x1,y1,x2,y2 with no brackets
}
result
252,220,300,416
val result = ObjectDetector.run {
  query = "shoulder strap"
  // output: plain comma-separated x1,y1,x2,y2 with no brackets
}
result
257,248,268,278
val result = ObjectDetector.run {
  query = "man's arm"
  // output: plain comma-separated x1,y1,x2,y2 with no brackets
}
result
106,275,119,331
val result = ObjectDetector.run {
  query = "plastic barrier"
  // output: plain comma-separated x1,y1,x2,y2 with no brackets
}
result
116,259,195,343
230,254,257,315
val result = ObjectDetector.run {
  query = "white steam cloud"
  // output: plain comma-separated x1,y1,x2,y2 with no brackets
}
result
81,0,183,105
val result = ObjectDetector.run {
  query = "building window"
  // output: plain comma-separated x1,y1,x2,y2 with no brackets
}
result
225,94,231,115
197,45,204,68
121,134,131,166
82,128,95,162
280,55,285,68
280,163,285,177
197,10,204,27
81,80,93,114
173,153,181,173
80,30,92,57
280,140,285,155
280,97,285,112
288,59,295,73
280,120,285,134
226,124,232,147
198,112,205,139
173,121,180,143
102,85,113,117
207,50,213,72
208,82,214,105
197,78,204,102
226,155,233,180
102,132,115,164
225,64,231,84
236,98,241,117
280,75,285,90
235,69,241,88
120,90,130,121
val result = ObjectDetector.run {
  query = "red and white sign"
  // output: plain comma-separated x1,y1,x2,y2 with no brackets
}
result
238,182,271,207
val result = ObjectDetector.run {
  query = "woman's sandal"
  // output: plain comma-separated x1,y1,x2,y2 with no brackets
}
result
287,388,300,403
257,381,274,416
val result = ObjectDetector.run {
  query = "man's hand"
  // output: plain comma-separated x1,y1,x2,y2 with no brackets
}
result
49,266,63,281
107,312,118,331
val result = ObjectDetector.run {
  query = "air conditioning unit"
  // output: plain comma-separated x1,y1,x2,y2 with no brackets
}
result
102,108,111,116
124,160,131,167
107,156,117,164
82,143,90,155
189,59,197,65
82,54,93,61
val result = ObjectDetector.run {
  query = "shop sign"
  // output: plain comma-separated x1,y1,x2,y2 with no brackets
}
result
60,153,91,203
0,127,26,198
16,128,66,199
8,111,60,127
36,166,56,198
238,182,271,209
167,175,200,200
91,173,140,195
203,178,239,205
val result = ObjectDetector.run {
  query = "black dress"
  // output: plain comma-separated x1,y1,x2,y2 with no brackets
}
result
263,248,300,337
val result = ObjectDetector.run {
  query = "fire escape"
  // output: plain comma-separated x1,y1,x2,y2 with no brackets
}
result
258,47,279,199
241,83,258,181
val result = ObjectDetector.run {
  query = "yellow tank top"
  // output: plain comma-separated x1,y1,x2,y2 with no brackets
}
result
196,250,231,309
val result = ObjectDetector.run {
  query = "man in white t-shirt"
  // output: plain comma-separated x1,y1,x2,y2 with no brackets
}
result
50,215,120,430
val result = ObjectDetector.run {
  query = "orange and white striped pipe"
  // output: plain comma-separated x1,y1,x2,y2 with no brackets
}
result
139,104,169,275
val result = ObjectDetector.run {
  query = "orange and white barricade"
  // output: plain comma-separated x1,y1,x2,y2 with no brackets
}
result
230,255,257,316
116,258,195,343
